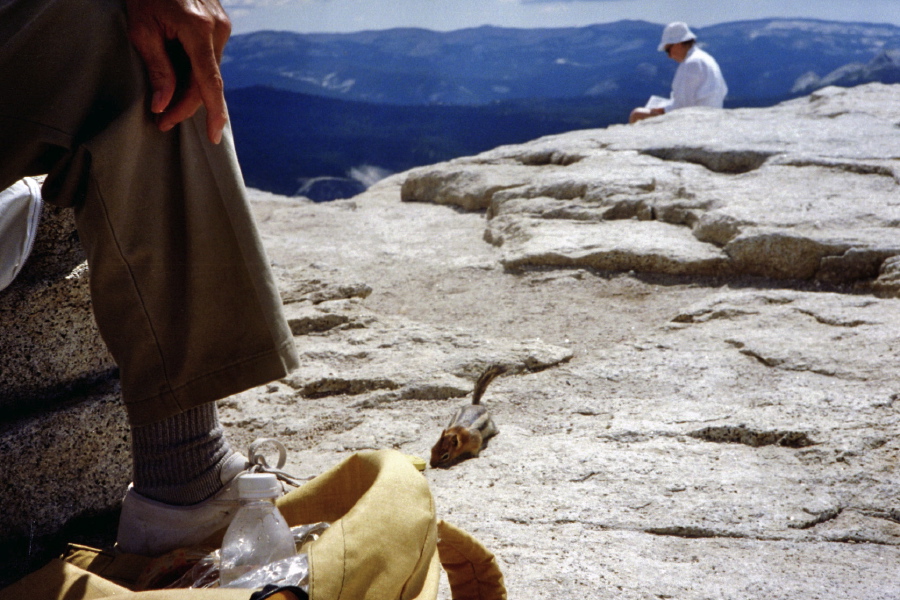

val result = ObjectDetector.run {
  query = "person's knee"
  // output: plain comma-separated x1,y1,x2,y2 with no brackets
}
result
6,0,145,115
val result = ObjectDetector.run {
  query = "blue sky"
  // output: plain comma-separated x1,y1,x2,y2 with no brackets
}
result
224,0,900,34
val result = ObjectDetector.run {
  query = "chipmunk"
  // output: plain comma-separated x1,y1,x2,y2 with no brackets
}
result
430,364,507,469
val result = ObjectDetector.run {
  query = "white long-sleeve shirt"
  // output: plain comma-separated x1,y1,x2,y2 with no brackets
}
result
658,46,728,112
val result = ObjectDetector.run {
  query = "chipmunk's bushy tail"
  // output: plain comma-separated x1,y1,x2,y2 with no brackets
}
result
472,364,507,404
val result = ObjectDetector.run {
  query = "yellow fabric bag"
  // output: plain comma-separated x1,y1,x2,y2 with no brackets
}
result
0,450,506,600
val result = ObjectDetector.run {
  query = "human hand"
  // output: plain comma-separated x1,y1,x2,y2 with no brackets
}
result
125,0,232,144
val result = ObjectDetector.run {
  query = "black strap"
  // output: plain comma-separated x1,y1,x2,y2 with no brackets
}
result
248,584,310,600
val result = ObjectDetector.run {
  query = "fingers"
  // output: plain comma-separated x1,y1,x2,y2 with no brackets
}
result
181,33,229,144
128,21,177,115
178,1,231,143
155,83,202,133
126,0,232,144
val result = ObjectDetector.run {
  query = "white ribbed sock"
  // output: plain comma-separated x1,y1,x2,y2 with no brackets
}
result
131,403,236,506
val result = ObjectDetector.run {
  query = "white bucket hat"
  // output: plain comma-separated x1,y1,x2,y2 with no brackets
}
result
658,21,696,52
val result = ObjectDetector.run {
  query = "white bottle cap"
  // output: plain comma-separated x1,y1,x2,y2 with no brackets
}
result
237,473,281,499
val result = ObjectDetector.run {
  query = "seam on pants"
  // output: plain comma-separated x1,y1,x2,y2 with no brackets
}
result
88,169,178,409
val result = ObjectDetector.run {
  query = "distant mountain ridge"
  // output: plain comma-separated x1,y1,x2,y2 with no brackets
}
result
792,49,900,94
223,19,900,106
223,21,665,105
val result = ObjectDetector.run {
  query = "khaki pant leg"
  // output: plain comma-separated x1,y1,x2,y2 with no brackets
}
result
0,0,299,426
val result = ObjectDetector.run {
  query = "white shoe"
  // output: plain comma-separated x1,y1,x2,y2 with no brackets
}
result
116,439,302,557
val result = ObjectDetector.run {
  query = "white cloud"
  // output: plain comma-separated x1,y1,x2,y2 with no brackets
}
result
348,165,393,187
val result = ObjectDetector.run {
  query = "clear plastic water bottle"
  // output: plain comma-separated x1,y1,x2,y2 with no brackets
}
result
219,473,296,586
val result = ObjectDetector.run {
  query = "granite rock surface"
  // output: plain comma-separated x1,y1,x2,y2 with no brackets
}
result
2,85,899,599
403,83,900,291
0,202,115,414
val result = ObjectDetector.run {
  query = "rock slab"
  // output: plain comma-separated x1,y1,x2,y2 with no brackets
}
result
402,83,900,292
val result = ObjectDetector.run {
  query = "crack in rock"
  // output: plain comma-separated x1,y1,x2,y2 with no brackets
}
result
858,508,900,525
641,147,775,174
291,377,402,398
671,307,759,323
644,524,899,546
788,507,843,529
287,311,353,335
688,425,817,448
280,278,372,304
570,471,603,483
724,340,841,378
793,308,872,328
516,150,585,167
643,525,754,540
776,157,899,182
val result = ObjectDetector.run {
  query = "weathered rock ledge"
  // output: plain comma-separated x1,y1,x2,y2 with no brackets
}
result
402,84,900,293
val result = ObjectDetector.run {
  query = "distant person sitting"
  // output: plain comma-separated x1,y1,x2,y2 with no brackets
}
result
630,22,728,124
